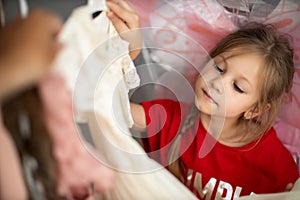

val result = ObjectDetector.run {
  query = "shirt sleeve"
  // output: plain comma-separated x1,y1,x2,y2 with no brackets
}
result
270,132,300,192
141,99,189,165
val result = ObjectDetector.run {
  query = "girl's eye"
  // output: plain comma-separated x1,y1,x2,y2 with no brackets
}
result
214,64,224,73
233,82,244,93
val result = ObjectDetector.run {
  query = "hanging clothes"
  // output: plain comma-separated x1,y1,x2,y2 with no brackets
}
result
52,4,197,200
52,5,139,128
38,74,116,199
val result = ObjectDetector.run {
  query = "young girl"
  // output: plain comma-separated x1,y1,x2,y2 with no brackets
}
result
130,23,299,199
107,1,299,199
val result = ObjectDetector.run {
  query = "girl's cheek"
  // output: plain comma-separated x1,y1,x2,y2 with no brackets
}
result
195,76,203,91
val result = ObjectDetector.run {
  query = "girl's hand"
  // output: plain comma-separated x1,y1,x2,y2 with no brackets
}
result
106,0,142,60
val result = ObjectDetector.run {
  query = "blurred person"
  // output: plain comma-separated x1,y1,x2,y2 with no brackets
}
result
0,7,116,199
0,9,62,199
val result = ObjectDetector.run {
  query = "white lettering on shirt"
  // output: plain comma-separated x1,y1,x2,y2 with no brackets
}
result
184,168,251,200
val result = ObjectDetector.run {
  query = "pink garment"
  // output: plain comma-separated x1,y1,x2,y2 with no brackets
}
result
128,0,236,67
128,0,236,103
38,74,115,199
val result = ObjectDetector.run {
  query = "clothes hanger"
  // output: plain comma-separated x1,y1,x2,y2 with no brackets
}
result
87,0,108,17
18,0,28,18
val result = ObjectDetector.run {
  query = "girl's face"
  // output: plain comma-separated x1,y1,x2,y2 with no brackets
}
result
195,51,263,119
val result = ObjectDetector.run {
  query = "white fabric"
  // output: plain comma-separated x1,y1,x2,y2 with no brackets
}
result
52,5,139,127
87,0,108,12
238,178,300,200
87,113,198,199
52,5,197,199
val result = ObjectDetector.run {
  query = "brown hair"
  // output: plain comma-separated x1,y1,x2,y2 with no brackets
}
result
168,22,295,179
2,88,61,199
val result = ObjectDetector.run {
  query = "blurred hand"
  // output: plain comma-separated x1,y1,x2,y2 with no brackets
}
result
106,0,142,60
0,9,62,100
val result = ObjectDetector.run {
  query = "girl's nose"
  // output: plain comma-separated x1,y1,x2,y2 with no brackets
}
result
209,75,224,94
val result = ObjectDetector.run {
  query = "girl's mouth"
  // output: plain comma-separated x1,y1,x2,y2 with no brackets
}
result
202,89,217,105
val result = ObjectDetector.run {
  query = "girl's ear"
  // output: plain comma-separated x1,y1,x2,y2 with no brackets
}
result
243,104,271,120
243,109,259,120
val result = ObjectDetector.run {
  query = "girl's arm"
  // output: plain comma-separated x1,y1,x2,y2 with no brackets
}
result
130,103,146,131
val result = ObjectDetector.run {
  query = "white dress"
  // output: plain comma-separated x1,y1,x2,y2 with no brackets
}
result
52,5,197,200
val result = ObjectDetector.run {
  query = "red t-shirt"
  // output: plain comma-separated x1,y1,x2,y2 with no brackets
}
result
141,99,299,199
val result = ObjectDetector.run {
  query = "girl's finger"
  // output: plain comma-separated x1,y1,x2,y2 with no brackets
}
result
106,1,139,29
114,0,136,13
107,11,129,33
